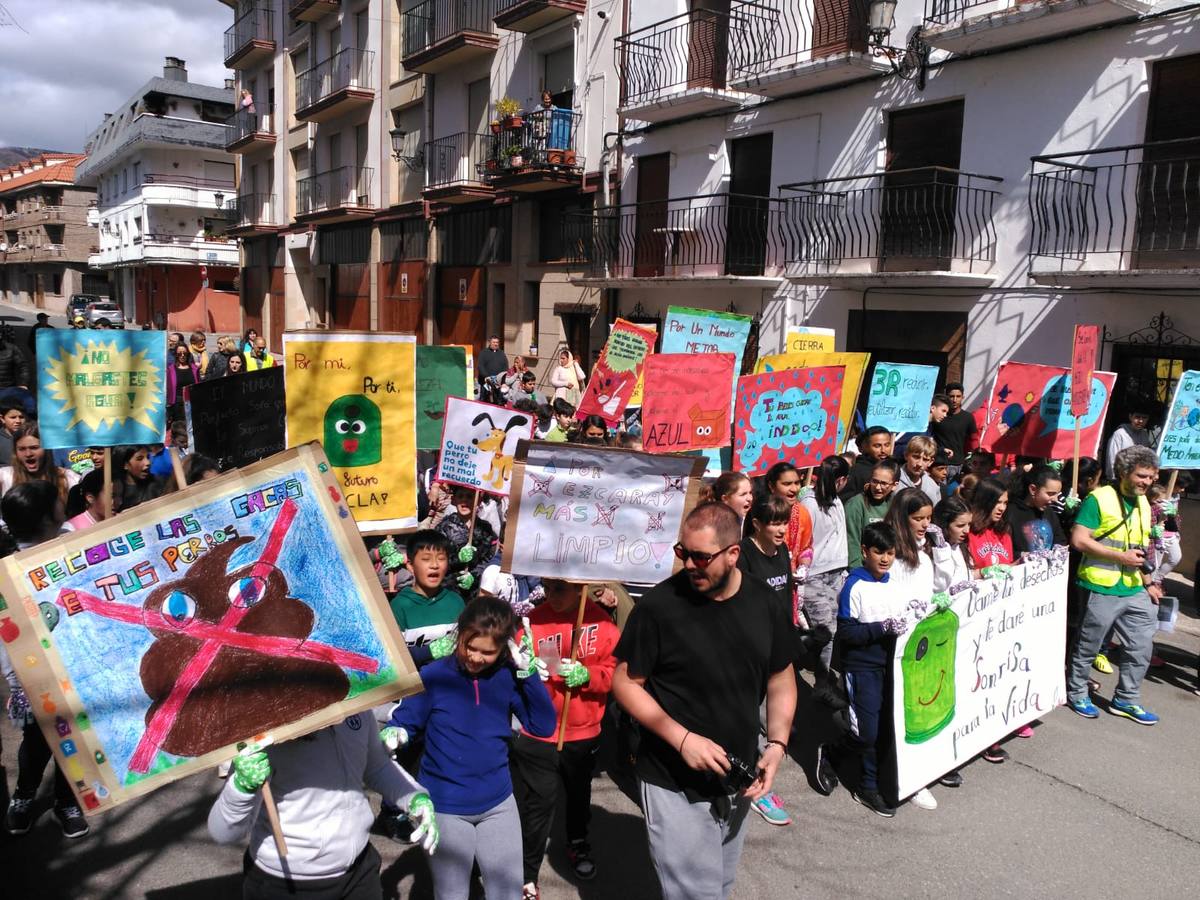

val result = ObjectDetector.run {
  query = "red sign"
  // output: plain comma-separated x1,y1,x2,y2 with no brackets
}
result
1070,325,1100,417
576,318,658,424
733,367,845,476
641,353,736,453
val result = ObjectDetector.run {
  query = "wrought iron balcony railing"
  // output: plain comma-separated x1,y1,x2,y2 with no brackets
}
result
403,0,496,58
224,3,274,63
297,166,375,215
424,133,493,189
616,9,739,107
566,193,785,279
486,108,581,172
1029,139,1200,272
225,105,276,146
730,0,871,79
226,194,278,229
780,167,1002,272
924,0,1008,26
295,47,374,113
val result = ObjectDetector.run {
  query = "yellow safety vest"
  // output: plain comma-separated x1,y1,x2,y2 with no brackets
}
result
1077,485,1151,590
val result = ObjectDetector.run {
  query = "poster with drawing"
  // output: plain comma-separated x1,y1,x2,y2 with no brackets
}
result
415,345,468,450
435,397,535,496
756,351,869,451
36,329,166,449
0,443,420,813
576,318,658,424
502,442,706,584
283,331,418,533
734,367,845,476
1156,369,1200,469
641,353,736,454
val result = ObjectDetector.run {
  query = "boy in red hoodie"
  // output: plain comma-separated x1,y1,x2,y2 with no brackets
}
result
510,578,619,899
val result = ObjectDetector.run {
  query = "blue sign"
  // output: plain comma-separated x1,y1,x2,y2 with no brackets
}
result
865,362,939,434
1157,369,1200,469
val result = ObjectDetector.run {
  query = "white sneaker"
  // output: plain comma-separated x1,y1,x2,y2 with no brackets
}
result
909,787,937,810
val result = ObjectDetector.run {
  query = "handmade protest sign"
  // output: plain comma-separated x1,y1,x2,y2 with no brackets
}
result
978,362,1116,459
1156,370,1200,468
415,345,468,450
1071,325,1100,417
756,351,869,451
0,443,420,813
188,368,285,471
641,353,736,454
891,549,1068,799
734,367,845,476
36,330,166,448
626,323,658,408
283,332,417,532
577,318,658,423
785,326,835,354
436,397,535,496
865,362,939,434
503,442,705,584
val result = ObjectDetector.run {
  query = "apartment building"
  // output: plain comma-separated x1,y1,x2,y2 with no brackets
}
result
0,153,101,311
76,58,239,332
217,0,619,369
573,0,1200,429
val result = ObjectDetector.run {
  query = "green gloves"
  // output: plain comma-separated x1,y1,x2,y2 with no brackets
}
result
380,726,410,751
508,619,541,679
231,748,271,794
428,632,456,660
456,571,475,591
559,659,590,689
376,539,405,572
931,592,952,613
408,793,439,854
457,545,476,564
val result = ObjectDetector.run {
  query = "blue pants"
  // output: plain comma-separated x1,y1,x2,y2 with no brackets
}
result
844,669,887,792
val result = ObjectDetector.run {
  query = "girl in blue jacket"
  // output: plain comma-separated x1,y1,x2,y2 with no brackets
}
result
384,596,556,900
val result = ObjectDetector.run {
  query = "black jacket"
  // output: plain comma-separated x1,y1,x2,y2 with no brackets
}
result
0,343,30,389
477,348,508,381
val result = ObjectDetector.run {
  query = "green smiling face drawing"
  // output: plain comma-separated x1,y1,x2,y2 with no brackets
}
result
323,394,382,467
901,610,958,744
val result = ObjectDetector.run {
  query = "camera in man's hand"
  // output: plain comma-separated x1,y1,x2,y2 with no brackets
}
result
723,752,763,794
1138,545,1156,575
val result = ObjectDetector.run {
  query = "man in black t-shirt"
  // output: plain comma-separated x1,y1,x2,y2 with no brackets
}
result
930,381,977,477
613,502,796,900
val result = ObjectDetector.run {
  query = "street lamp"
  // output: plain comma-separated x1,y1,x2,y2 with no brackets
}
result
867,0,929,90
390,126,424,172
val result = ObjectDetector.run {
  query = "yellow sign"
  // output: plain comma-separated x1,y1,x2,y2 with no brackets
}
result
627,323,659,407
755,350,871,450
785,327,835,354
283,332,418,533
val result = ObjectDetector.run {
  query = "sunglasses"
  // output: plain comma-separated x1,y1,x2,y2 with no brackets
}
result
673,542,736,569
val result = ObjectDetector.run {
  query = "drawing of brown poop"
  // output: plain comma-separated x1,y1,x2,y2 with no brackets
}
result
138,536,350,760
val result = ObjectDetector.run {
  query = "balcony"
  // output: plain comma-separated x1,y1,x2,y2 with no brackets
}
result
423,133,496,205
224,4,275,69
295,48,375,124
494,0,584,33
1029,139,1200,288
484,108,583,193
13,206,83,229
567,193,785,288
141,174,236,210
779,167,1002,287
729,0,891,97
402,0,499,74
289,0,339,22
226,194,279,236
617,9,749,124
296,166,375,224
91,234,239,269
922,0,1151,55
226,107,278,153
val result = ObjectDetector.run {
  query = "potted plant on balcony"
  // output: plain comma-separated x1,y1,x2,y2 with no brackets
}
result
496,96,523,130
504,145,525,170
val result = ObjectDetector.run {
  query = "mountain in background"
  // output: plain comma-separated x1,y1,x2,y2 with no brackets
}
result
0,147,64,167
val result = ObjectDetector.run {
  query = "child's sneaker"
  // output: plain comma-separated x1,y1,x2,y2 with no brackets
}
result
909,787,937,810
851,789,895,818
1069,697,1100,718
1015,724,1035,738
1107,699,1159,725
1092,652,1114,674
751,792,791,826
6,795,35,835
567,840,596,880
53,804,89,839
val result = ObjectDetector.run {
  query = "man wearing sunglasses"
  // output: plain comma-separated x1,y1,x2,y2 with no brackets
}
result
612,502,797,900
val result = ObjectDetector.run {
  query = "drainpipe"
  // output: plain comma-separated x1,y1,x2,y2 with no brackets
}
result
424,73,436,345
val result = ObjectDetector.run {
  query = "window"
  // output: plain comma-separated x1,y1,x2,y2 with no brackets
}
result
543,45,574,109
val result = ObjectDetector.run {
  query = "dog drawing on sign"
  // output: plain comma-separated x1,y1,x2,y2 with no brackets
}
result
471,412,530,491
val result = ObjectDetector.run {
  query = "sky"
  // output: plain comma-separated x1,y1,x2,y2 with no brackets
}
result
0,0,232,152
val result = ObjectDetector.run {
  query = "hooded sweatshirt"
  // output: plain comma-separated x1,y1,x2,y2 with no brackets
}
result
389,584,465,666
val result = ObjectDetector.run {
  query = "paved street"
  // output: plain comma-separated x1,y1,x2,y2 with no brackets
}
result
2,572,1197,900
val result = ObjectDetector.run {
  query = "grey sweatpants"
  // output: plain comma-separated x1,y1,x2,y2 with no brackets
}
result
1068,589,1157,705
639,781,751,900
804,569,845,673
428,794,523,900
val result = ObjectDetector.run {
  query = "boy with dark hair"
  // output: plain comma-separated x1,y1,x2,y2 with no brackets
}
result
841,426,894,500
0,398,25,465
544,398,576,442
391,529,466,666
931,381,978,475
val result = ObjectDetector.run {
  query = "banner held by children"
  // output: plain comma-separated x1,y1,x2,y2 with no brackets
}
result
756,351,869,451
865,362,939,435
36,329,166,449
734,366,845,476
978,362,1116,459
283,331,418,532
1157,369,1200,469
891,549,1068,799
577,318,658,424
503,441,705,584
415,345,468,451
188,367,286,471
0,443,420,813
436,397,535,496
641,353,736,454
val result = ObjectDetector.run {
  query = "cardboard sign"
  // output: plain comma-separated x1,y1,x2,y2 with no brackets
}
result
436,397,535,496
36,330,166,449
188,368,286,471
734,367,845,476
865,362,939,434
641,353,736,454
1071,325,1101,417
978,362,1116,459
1156,369,1200,468
283,332,417,533
503,441,706,584
625,323,658,408
786,326,835,354
891,550,1068,799
577,318,658,424
0,443,419,813
756,351,869,451
415,345,468,450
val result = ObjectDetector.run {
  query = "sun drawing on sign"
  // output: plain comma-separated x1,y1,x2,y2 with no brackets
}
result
43,340,163,433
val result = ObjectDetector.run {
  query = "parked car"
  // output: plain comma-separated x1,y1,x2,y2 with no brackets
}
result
84,301,124,328
68,293,100,319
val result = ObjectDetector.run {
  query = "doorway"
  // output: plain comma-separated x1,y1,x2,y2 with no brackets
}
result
1102,313,1200,438
726,133,773,276
634,153,671,277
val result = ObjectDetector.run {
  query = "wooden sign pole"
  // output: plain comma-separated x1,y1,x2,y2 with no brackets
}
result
260,781,288,858
1070,421,1082,498
169,446,188,492
556,583,590,751
102,447,113,520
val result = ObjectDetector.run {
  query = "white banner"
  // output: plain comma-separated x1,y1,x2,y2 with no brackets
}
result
503,442,706,584
891,548,1068,799
435,397,535,497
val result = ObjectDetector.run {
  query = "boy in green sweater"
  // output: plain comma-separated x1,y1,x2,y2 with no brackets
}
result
844,459,898,569
390,529,466,666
